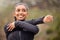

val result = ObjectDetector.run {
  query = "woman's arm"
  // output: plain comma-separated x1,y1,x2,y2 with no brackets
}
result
4,23,10,33
6,21,39,34
25,17,44,25
15,21,39,34
26,15,53,25
4,23,11,38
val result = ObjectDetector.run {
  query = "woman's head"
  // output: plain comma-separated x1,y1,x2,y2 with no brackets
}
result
14,3,29,21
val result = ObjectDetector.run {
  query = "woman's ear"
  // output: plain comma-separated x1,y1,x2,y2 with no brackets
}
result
27,12,29,15
11,12,16,21
13,12,16,17
26,13,28,17
26,13,29,18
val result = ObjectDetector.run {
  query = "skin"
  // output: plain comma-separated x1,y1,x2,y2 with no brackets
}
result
43,15,53,23
14,5,28,21
7,5,53,31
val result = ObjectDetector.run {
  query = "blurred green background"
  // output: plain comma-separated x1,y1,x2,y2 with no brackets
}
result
0,0,60,40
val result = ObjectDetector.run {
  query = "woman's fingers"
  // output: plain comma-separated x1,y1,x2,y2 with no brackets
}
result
7,24,10,29
7,22,15,31
10,25,15,31
8,24,12,31
43,15,53,23
47,15,53,22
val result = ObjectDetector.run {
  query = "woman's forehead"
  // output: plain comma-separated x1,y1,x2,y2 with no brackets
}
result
15,5,26,9
15,3,29,10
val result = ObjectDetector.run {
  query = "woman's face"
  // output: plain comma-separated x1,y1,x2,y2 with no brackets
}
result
14,5,28,21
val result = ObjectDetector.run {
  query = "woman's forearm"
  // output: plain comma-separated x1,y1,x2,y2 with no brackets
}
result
15,21,39,34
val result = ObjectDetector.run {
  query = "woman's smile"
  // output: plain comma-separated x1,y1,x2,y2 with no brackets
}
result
14,5,28,21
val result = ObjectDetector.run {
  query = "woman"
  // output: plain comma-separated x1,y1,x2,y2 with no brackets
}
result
4,3,53,40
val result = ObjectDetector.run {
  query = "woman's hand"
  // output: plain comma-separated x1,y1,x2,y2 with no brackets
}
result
43,15,53,23
7,22,15,31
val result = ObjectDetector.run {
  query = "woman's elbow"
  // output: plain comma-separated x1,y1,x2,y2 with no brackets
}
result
34,26,39,34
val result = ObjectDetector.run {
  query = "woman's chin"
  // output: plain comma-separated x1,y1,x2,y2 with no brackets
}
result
18,18,25,21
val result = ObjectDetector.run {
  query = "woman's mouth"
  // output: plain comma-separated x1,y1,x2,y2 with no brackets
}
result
19,15,24,18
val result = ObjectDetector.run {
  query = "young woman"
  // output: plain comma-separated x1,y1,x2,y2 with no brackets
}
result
4,3,53,40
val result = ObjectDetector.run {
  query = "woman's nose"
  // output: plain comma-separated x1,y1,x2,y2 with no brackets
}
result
19,11,23,15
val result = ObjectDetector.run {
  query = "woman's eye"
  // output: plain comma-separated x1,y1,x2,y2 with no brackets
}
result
22,9,26,12
17,9,20,12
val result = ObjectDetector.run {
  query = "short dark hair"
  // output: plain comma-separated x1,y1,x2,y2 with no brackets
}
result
15,3,29,11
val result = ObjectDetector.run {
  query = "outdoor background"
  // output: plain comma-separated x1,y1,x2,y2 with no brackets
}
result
0,0,60,40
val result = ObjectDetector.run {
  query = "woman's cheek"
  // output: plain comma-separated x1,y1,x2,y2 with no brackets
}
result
23,13,28,17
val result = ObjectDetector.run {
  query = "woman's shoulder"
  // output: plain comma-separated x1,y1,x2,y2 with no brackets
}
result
4,22,10,29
